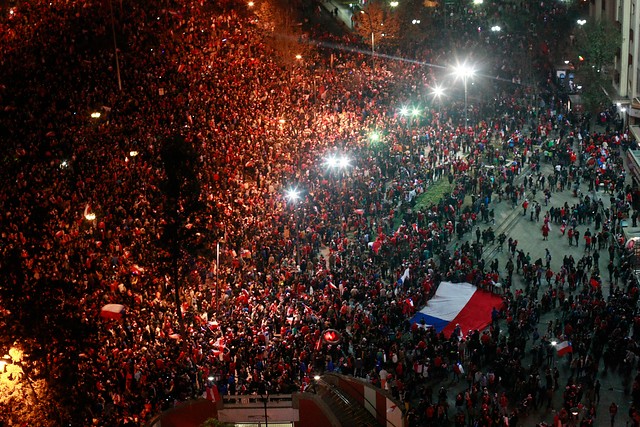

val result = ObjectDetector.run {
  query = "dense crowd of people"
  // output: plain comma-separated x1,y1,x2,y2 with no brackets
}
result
0,0,638,426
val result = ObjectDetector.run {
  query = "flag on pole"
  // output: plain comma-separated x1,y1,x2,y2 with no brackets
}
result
399,267,410,284
556,341,572,356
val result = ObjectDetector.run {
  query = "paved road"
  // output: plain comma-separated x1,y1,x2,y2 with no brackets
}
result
436,127,635,425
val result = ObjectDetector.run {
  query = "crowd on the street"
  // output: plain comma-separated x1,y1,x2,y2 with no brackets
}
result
0,0,639,426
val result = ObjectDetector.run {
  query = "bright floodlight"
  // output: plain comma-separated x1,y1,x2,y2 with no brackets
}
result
399,106,409,116
389,1,399,6
295,54,302,60
577,19,586,26
551,340,557,346
453,62,475,80
491,25,501,32
370,132,380,142
285,188,301,203
91,112,101,119
432,85,445,98
129,151,139,157
337,155,350,169
473,0,483,4
324,154,350,169
85,212,96,221
411,107,420,117
314,375,321,380
247,1,254,6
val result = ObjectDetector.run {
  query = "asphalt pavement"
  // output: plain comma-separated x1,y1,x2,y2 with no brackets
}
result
439,125,635,426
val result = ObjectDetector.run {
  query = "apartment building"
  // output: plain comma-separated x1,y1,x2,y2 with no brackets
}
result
589,0,640,137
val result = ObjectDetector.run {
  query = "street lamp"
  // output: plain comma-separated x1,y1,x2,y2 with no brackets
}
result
323,153,351,172
431,85,445,99
453,61,476,129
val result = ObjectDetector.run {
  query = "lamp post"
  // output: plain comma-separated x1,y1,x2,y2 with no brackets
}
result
258,382,270,427
285,188,302,269
360,10,375,70
109,0,122,91
400,106,420,155
262,394,269,427
454,62,476,131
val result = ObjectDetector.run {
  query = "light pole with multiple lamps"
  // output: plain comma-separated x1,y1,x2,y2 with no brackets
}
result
453,62,476,130
400,106,420,155
284,188,302,269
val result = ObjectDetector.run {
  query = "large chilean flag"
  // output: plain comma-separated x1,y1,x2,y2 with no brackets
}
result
410,282,503,337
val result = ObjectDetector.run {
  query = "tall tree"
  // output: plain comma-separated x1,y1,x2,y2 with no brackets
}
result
352,0,402,51
575,19,621,72
160,135,202,335
574,19,621,115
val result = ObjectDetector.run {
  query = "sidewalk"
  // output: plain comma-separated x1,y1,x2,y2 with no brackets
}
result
319,0,354,31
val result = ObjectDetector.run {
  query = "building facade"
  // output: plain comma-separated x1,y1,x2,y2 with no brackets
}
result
589,0,640,135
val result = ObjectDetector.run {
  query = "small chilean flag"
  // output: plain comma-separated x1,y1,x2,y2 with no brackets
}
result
556,341,573,356
100,304,125,320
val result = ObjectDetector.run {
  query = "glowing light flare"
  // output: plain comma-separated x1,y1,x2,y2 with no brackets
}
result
129,151,139,157
285,188,301,203
91,112,101,119
323,154,351,170
431,85,445,98
453,62,476,80
247,1,254,6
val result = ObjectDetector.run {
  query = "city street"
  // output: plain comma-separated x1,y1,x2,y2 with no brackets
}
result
435,125,637,425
